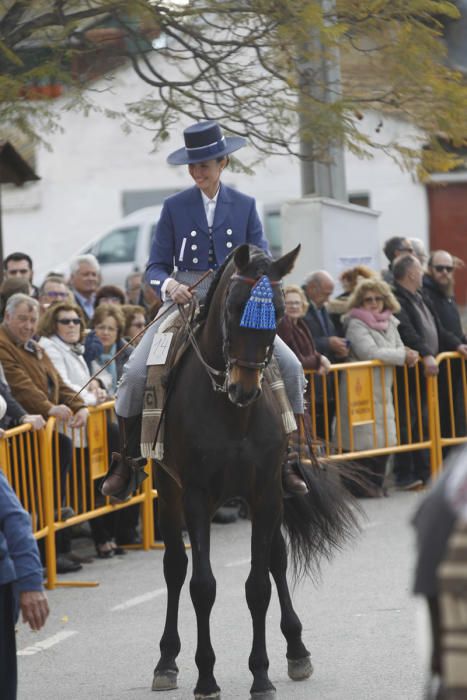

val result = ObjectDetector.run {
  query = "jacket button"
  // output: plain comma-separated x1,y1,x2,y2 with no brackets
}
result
226,228,232,235
191,244,197,251
226,242,233,248
191,230,197,237
193,257,198,263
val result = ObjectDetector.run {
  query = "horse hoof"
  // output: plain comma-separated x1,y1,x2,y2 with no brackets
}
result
194,692,221,699
152,669,178,691
250,690,276,700
287,655,314,681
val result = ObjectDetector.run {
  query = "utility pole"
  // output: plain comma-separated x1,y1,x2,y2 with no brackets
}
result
298,0,347,201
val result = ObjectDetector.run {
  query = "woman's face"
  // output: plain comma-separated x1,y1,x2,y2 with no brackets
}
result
361,289,384,314
188,158,226,198
55,310,82,345
95,315,119,352
127,313,146,345
284,292,304,321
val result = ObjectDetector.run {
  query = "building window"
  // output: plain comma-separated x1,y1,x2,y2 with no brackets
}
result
348,192,370,208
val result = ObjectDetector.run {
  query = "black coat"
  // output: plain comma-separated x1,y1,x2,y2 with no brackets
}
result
393,283,458,357
422,275,466,348
303,303,339,362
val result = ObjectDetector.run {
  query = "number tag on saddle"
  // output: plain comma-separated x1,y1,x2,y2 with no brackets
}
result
147,332,173,366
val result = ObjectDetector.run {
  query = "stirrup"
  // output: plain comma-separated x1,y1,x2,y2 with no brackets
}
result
101,452,147,502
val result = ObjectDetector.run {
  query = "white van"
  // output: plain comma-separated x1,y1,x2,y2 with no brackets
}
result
80,205,162,287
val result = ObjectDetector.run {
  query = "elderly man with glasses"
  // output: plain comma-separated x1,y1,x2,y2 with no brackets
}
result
424,250,467,445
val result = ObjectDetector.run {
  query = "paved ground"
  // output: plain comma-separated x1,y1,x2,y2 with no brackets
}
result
17,490,430,700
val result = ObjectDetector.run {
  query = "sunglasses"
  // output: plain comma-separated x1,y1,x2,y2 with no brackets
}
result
432,265,453,273
45,291,68,299
397,246,414,253
57,318,81,325
363,295,384,304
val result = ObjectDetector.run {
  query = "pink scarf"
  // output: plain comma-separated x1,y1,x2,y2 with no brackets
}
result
348,307,392,331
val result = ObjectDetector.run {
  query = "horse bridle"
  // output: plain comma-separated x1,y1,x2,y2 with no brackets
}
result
223,273,282,373
178,272,283,394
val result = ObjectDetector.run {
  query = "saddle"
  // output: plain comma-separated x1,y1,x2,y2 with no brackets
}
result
140,304,297,482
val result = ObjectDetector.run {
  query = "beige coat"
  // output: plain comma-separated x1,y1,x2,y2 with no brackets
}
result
335,315,406,451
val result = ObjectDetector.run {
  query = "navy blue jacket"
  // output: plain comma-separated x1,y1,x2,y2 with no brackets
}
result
0,470,43,593
145,183,269,296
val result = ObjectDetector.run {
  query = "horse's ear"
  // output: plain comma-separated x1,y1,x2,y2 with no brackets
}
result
234,244,250,271
269,244,301,280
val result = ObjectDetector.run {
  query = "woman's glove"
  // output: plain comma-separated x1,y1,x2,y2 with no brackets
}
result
84,331,104,368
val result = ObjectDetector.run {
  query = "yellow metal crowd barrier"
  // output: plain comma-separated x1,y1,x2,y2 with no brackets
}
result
1,401,159,590
1,354,465,589
305,351,466,474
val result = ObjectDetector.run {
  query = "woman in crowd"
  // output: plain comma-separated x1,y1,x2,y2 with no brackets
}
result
38,303,107,406
278,285,331,444
95,284,126,308
38,302,132,556
121,304,147,347
336,278,419,495
85,304,132,398
328,265,376,336
278,285,330,374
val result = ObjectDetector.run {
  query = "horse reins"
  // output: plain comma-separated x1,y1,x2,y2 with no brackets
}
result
178,272,283,393
69,270,214,402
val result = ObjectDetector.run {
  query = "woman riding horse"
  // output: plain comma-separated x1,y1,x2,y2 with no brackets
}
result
102,120,313,500
151,243,359,698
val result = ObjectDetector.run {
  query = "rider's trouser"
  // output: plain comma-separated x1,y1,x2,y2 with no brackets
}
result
115,271,306,419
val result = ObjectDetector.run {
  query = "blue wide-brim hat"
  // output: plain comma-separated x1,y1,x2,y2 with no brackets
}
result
167,120,246,165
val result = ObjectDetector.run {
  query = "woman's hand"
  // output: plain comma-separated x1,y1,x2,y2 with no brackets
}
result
88,379,108,404
317,355,331,375
48,404,73,422
404,348,419,367
166,280,192,304
69,407,89,429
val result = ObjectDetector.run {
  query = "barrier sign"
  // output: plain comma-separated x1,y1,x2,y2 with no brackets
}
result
348,367,374,425
88,410,108,479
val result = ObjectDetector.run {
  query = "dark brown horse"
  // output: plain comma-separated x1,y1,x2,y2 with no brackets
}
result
152,244,359,699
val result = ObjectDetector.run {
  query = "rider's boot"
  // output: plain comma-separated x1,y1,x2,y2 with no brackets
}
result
281,414,312,497
100,415,147,502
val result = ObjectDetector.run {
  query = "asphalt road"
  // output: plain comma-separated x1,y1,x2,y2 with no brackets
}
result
17,491,430,700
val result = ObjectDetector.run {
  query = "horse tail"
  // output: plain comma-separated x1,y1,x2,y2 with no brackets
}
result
282,459,364,581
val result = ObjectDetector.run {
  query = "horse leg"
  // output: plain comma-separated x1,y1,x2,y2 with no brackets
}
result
152,477,188,691
246,508,279,698
269,526,313,681
184,489,220,700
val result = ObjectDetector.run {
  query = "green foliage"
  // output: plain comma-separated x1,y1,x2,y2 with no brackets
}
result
0,0,466,175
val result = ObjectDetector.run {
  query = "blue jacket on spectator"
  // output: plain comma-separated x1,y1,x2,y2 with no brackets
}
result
0,470,43,600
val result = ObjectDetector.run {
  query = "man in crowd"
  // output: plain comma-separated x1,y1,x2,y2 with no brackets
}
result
382,236,414,284
3,252,38,298
392,255,465,488
0,293,89,573
125,271,143,305
38,275,72,315
68,254,100,323
302,270,349,441
0,469,49,699
423,250,467,440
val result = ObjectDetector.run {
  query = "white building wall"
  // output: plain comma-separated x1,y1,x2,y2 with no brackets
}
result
2,65,428,280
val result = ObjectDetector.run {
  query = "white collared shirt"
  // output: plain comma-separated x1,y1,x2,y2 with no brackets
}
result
201,187,220,228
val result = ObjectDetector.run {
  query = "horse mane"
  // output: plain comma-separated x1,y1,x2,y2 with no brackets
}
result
196,250,236,324
197,246,274,325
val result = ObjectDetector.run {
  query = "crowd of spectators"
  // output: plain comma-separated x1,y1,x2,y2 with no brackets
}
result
288,237,466,496
0,252,159,573
0,237,465,557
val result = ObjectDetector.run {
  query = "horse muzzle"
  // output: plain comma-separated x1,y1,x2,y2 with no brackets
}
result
227,365,262,407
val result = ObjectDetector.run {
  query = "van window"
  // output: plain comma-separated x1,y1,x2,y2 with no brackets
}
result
91,227,139,264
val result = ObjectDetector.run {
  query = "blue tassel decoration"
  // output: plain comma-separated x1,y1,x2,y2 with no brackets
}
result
240,275,276,330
